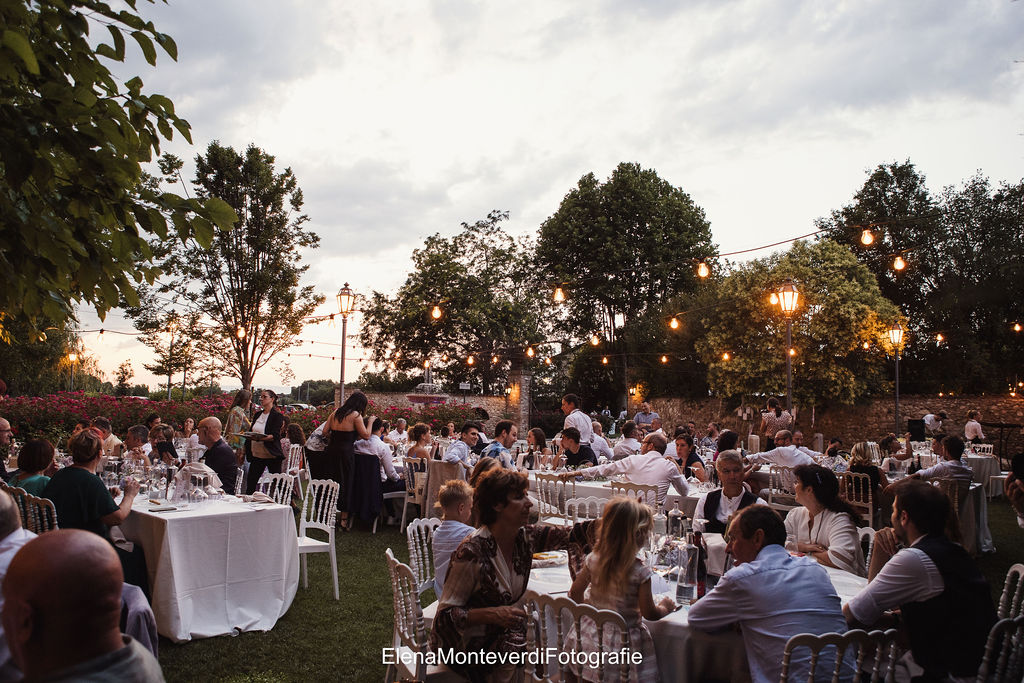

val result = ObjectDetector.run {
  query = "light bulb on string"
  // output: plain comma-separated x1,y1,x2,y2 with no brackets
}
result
860,229,874,246
526,346,535,358
423,360,430,369
669,317,680,330
601,357,608,365
441,353,449,362
893,255,906,271
863,341,870,350
544,357,552,365
789,348,796,357
936,333,944,343
1014,323,1022,333
769,292,779,305
721,352,730,361
236,326,246,339
590,334,600,346
697,262,710,278
660,355,668,364
431,305,442,320
466,355,475,365
553,286,566,303
492,355,500,364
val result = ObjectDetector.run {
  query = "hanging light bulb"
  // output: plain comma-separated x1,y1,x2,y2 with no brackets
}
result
236,326,246,339
526,346,535,358
553,286,566,303
590,334,600,346
860,229,874,246
697,262,710,278
491,355,500,364
936,333,944,343
669,317,680,330
769,292,779,306
544,357,552,365
893,255,906,271
423,360,430,368
441,353,449,362
721,352,730,361
789,348,796,357
660,355,668,364
431,305,442,320
863,341,870,350
466,355,475,365
601,356,608,365
1014,323,1022,333
388,361,396,369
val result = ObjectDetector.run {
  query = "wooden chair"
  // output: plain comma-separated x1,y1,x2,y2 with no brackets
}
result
998,563,1024,619
767,465,798,513
406,517,442,596
297,479,340,600
976,614,1024,682
400,456,427,532
840,471,875,528
780,628,899,682
1,483,30,528
524,590,633,683
534,472,574,526
565,496,606,525
259,472,295,506
609,481,659,510
384,549,460,683
22,492,58,534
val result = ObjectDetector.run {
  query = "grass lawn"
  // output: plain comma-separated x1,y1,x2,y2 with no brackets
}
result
159,498,1024,682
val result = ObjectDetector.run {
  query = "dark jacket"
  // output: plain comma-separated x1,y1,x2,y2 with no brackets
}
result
244,408,285,460
202,438,238,494
563,443,598,469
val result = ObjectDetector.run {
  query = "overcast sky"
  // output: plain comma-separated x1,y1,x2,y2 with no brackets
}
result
77,0,1024,392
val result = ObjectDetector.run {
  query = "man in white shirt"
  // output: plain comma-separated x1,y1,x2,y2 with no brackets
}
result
90,417,123,459
694,451,765,534
561,393,593,444
612,421,642,460
590,421,614,461
632,402,659,429
0,418,12,450
844,480,996,680
354,418,402,487
442,422,480,471
792,430,822,457
647,417,666,439
746,430,815,469
910,434,972,483
561,432,688,505
964,410,985,442
385,418,409,445
0,491,35,679
922,411,946,435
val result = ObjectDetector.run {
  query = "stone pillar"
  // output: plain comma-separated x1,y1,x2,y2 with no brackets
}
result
506,369,532,431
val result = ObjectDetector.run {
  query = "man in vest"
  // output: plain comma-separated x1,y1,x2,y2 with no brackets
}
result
844,479,996,680
693,450,764,534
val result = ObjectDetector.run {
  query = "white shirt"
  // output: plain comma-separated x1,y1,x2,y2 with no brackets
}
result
355,435,400,482
845,537,944,625
747,445,816,469
694,489,766,527
0,528,36,676
964,420,985,441
252,411,270,434
577,453,689,504
590,435,614,461
387,428,409,444
795,445,821,458
432,520,475,596
917,459,972,482
612,437,642,460
563,409,593,444
443,440,473,466
784,507,865,577
923,414,942,431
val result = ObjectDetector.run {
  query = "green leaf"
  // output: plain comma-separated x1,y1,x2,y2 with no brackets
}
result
171,118,192,144
2,30,39,74
131,31,157,66
203,197,238,230
107,25,126,61
154,32,178,61
191,216,214,249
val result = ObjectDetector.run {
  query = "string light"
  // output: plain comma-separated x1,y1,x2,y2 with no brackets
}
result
601,357,608,365
236,326,245,339
697,262,710,278
769,292,779,305
788,348,796,357
544,357,552,365
526,347,535,358
430,305,442,320
660,355,668,364
491,355,500,364
441,353,449,362
863,341,870,350
860,229,874,246
893,255,906,271
936,333,944,343
669,317,680,330
553,286,566,303
423,360,430,368
467,356,475,365
1014,323,1022,333
590,334,600,346
721,352,730,361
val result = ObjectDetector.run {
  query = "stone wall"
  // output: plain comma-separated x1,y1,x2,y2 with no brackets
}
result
646,394,1024,455
362,391,512,433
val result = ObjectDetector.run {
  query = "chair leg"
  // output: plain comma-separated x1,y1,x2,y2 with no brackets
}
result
400,500,409,533
301,553,308,589
329,542,339,600
372,514,379,534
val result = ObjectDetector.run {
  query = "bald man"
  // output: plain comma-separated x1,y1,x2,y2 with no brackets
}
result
0,418,11,449
2,529,163,681
0,491,35,679
197,417,237,495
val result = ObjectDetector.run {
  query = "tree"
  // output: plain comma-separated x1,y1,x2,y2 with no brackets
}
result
0,317,92,395
129,143,324,390
696,240,902,408
359,211,550,395
114,361,134,396
0,0,236,341
291,379,337,406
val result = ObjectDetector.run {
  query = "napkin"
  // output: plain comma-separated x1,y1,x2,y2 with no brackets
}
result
110,526,134,553
174,462,223,490
239,492,274,504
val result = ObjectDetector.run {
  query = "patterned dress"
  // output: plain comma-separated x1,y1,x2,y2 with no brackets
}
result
224,406,249,451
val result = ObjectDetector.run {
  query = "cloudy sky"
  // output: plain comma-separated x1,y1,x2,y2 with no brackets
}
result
77,0,1024,392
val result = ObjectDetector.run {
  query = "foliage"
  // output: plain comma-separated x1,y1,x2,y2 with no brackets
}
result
359,211,550,394
0,317,105,395
0,0,236,341
127,143,323,390
285,400,479,436
289,379,337,406
355,369,423,393
696,239,902,407
114,361,134,396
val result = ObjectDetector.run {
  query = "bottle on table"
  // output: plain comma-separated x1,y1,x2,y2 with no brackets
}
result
676,531,699,605
694,530,709,598
667,501,685,538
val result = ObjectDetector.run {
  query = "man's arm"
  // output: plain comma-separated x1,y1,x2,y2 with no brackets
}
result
688,574,742,631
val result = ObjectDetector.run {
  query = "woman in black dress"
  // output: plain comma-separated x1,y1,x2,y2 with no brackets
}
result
314,391,374,528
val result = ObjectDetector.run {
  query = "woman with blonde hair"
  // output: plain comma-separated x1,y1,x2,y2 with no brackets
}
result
569,496,674,682
224,389,251,464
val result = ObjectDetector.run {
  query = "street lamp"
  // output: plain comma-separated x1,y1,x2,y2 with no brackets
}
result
889,321,905,435
335,283,356,407
777,279,799,412
68,352,78,392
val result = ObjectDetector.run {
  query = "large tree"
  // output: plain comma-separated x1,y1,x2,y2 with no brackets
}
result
129,144,323,389
0,0,235,341
359,211,550,395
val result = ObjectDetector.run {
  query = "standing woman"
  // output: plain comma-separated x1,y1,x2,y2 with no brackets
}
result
224,389,252,465
244,389,285,494
318,391,374,528
759,397,793,450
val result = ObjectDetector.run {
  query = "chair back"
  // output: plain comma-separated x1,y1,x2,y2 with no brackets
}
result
234,467,244,496
535,472,574,523
260,472,295,506
780,628,898,683
384,548,429,673
285,443,304,473
974,443,995,455
299,479,340,537
977,614,1024,682
767,465,798,512
1,484,29,528
609,482,659,510
22,492,58,533
403,457,428,508
524,591,632,683
406,517,441,595
998,563,1024,619
566,496,606,525
858,527,875,577
840,471,874,527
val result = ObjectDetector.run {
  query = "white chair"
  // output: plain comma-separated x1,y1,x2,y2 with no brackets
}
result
297,479,339,600
976,614,1024,682
566,496,606,525
384,549,460,683
609,482,659,510
259,472,295,506
974,443,995,455
375,488,408,534
780,628,899,682
233,467,244,496
858,527,875,577
400,456,428,532
21,492,58,534
767,465,798,513
284,443,308,500
406,517,441,596
534,472,575,526
998,563,1024,619
840,471,874,528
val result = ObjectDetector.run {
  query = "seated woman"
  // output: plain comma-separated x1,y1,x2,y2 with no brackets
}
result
569,497,674,683
406,423,433,460
522,427,552,470
785,464,865,577
847,442,883,506
670,433,707,482
879,433,909,464
693,450,764,534
431,469,572,683
8,439,55,495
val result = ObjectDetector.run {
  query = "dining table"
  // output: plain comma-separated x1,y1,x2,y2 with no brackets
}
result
119,495,299,642
527,471,706,517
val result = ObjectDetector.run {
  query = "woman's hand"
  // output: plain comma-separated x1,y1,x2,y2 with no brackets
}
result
797,542,827,554
657,595,676,614
488,605,526,628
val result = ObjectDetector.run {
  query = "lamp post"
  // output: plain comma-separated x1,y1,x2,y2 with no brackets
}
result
335,283,356,408
777,279,800,412
68,352,78,392
889,321,905,435
166,319,177,400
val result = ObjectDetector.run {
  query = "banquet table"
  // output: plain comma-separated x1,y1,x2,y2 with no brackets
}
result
119,497,299,642
527,472,704,517
966,454,1001,496
959,481,995,555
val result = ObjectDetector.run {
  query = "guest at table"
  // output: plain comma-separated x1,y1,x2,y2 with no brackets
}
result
632,402,659,431
482,420,517,469
561,393,593,444
91,417,123,459
558,427,598,469
223,389,251,464
317,391,375,528
787,464,864,576
66,419,90,454
2,529,163,682
746,430,815,469
178,417,199,450
590,421,614,462
878,433,909,463
568,496,674,683
665,432,707,481
471,423,489,456
910,434,972,483
355,416,403,521
844,480,996,681
646,417,667,440
148,426,178,467
0,490,35,680
432,480,475,597
144,412,161,430
469,456,500,490
7,439,55,496
759,397,792,450
964,409,986,442
791,430,821,458
406,423,433,460
431,469,571,683
699,422,720,450
283,423,305,456
385,418,409,446
121,425,150,466
560,432,688,506
443,422,480,471
715,429,745,458
689,505,853,683
244,390,286,495
694,450,763,534
612,421,642,460
522,427,551,470
197,417,237,495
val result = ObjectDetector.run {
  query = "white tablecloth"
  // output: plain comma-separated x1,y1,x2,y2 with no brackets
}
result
527,473,703,517
960,482,995,555
120,498,299,642
967,455,1001,496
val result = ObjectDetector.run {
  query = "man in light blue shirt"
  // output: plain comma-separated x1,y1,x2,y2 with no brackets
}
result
688,505,853,683
442,422,479,471
481,420,517,469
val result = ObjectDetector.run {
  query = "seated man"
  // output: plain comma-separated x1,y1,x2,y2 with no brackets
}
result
0,491,35,679
589,421,614,462
612,421,642,460
2,529,163,681
910,434,972,483
90,417,123,459
442,422,480,471
355,416,404,499
558,427,598,469
560,432,688,505
791,430,822,457
844,480,996,680
481,420,517,469
746,430,815,469
688,505,852,683
431,480,475,596
385,418,409,446
197,417,238,495
122,425,151,466
694,450,764,533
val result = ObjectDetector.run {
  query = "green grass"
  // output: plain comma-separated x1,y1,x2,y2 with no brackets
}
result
159,499,1024,682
